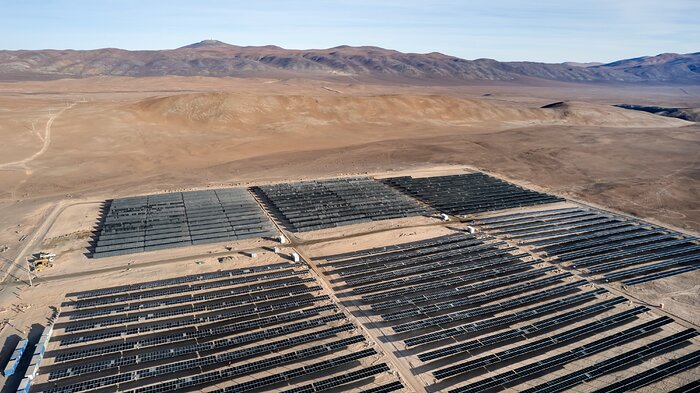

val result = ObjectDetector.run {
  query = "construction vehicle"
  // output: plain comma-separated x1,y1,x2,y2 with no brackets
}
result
31,252,56,271
33,258,53,271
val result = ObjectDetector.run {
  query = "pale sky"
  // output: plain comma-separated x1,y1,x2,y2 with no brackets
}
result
1,0,698,63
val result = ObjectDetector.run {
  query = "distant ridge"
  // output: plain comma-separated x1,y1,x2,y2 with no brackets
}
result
0,40,698,84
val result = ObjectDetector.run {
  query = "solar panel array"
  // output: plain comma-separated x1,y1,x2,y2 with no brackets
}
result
382,172,564,216
92,188,277,258
473,207,700,285
312,232,700,392
32,259,405,393
252,177,432,232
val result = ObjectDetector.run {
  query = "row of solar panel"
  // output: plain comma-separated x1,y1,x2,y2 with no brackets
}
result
69,276,315,319
418,296,629,361
317,233,469,265
350,251,530,295
49,329,361,391
63,285,323,333
92,188,276,257
72,268,307,309
403,288,606,347
72,262,293,299
432,305,648,379
57,303,337,358
451,318,691,393
105,339,371,393
316,231,697,392
478,207,700,285
381,173,564,216
253,177,431,232
50,314,348,380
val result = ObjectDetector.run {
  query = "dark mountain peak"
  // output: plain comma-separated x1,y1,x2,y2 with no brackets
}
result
179,40,236,49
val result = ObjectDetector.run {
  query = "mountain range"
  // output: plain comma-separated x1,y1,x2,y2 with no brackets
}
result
1,40,698,84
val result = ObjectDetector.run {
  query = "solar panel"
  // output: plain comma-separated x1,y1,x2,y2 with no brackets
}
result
70,276,315,319
74,263,294,299
361,260,538,303
370,266,556,311
418,296,628,362
380,272,570,321
392,280,586,332
91,188,276,258
352,254,533,295
282,363,391,393
383,173,564,216
59,296,332,347
47,335,366,393
524,329,699,393
359,381,405,393
126,348,378,393
432,306,647,379
449,316,674,393
622,264,700,286
51,315,348,380
254,177,432,232
404,288,606,347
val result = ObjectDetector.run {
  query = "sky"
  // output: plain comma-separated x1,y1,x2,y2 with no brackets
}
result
1,0,698,63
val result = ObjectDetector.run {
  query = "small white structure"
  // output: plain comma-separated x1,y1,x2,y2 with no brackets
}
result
273,247,281,254
279,235,288,244
440,214,450,221
466,226,477,234
245,251,257,258
291,252,301,263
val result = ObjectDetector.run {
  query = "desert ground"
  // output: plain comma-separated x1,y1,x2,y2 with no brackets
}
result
0,75,698,391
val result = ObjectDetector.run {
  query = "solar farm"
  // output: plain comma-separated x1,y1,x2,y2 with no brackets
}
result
4,168,700,393
470,206,700,286
310,231,700,392
28,256,405,393
92,189,277,258
252,177,432,232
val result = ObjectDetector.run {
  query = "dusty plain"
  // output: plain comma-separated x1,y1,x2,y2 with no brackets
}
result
0,75,698,391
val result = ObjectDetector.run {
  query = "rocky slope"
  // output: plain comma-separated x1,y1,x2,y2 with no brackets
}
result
1,40,698,84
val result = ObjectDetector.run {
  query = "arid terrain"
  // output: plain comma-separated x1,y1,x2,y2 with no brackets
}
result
1,76,699,264
0,60,698,392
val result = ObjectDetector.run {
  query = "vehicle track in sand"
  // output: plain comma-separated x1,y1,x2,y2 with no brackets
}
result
0,101,79,173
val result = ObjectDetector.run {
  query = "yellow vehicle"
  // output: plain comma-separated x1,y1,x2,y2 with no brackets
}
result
33,258,53,271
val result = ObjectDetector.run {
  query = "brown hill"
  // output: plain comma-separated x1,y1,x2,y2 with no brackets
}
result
1,41,698,84
130,93,691,129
